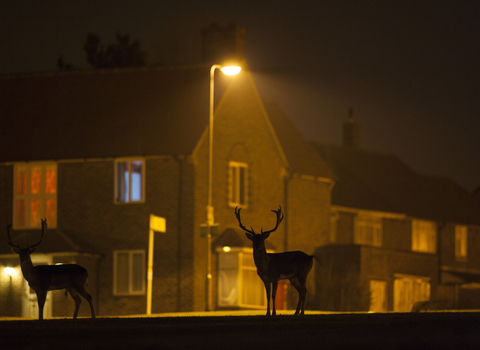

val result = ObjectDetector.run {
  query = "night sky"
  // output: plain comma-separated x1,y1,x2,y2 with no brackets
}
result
1,1,479,192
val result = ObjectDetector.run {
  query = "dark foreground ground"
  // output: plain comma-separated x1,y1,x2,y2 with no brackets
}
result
1,312,479,349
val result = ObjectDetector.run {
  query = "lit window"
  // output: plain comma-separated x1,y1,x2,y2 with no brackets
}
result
228,161,248,207
369,280,387,312
115,159,144,203
412,220,437,253
218,248,267,309
354,212,382,247
13,163,57,228
455,225,468,261
393,274,430,312
113,250,145,295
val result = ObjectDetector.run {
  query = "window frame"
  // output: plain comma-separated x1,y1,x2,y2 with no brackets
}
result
13,162,57,229
411,219,437,254
393,274,431,312
354,211,382,247
113,250,146,296
228,161,248,208
455,225,468,261
114,158,145,204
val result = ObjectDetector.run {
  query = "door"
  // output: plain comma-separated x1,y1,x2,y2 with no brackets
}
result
22,254,53,318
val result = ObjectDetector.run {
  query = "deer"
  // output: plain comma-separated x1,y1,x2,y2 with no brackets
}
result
7,218,95,320
234,206,314,316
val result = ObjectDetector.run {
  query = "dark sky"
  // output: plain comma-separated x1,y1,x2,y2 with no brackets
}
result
1,1,479,192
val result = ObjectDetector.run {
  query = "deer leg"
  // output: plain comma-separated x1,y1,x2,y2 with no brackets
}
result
298,279,308,315
264,282,272,316
77,288,96,318
290,278,306,315
35,289,47,320
271,281,278,316
67,288,81,319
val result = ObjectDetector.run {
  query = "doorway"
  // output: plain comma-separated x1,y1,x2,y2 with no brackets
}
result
22,253,52,318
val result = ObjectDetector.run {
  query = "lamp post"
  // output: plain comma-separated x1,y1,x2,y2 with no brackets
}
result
205,63,241,312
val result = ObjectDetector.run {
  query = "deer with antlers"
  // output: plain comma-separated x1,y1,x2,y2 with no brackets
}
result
7,218,95,320
234,206,314,315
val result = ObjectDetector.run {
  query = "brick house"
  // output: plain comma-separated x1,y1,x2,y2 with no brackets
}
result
313,118,480,311
0,62,334,317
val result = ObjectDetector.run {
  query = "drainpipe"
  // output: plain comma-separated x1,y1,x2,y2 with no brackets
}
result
174,154,185,312
284,171,292,252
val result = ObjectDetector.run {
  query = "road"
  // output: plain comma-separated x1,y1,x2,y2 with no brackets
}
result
1,312,479,349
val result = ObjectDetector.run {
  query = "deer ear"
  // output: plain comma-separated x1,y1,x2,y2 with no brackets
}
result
262,231,271,239
29,247,36,254
245,232,254,241
11,248,20,254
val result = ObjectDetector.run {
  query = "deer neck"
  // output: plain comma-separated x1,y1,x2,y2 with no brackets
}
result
19,255,37,282
253,245,270,271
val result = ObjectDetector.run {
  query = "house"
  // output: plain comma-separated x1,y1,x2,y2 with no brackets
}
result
2,23,479,317
313,118,480,311
0,52,334,316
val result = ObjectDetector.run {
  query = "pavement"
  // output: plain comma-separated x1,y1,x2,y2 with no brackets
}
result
1,310,480,349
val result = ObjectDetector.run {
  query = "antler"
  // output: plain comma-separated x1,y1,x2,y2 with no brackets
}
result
261,206,284,235
234,206,256,234
6,224,20,249
29,218,47,249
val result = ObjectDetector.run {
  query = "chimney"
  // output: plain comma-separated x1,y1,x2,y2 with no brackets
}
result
201,22,246,64
343,107,361,148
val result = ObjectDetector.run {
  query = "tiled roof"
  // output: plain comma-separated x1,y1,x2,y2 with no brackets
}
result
314,143,480,225
0,65,215,162
0,228,101,255
262,99,334,180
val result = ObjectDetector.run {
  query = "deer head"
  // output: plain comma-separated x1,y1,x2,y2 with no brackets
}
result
234,206,284,249
7,218,47,257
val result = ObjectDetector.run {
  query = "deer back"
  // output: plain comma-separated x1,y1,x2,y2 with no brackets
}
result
267,251,313,278
32,264,88,290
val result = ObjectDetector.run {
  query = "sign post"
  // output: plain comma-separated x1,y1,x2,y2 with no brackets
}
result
147,214,166,316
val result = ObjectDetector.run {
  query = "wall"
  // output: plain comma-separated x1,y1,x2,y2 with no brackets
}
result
192,69,290,311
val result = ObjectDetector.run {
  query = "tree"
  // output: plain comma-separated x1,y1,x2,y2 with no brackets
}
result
83,32,147,69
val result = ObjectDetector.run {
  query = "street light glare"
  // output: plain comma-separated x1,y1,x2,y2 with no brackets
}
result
221,66,241,75
4,267,17,277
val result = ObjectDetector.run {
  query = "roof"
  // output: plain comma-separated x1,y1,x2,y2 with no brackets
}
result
0,66,334,183
314,143,480,225
0,228,101,255
0,65,218,161
262,99,334,180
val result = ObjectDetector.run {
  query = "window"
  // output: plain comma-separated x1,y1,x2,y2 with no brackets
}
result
393,274,430,312
455,225,468,261
218,248,267,309
354,212,382,247
13,163,57,229
412,219,437,253
113,250,145,295
228,161,248,207
369,280,387,312
115,159,144,203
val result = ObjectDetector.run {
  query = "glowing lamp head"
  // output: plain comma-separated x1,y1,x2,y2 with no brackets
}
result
221,66,241,76
222,246,231,252
4,267,17,277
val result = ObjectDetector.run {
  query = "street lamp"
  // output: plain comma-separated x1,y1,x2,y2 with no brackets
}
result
205,63,241,312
